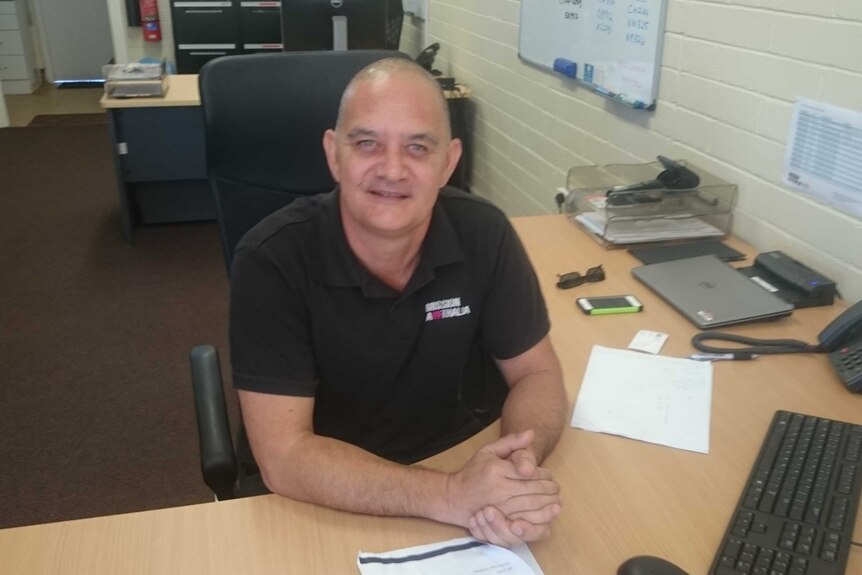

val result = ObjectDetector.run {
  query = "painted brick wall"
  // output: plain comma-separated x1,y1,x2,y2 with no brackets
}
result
426,0,862,301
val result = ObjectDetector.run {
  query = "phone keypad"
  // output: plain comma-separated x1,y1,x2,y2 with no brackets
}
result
830,345,862,393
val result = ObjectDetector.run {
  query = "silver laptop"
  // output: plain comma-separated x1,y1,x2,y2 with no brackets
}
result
632,255,794,328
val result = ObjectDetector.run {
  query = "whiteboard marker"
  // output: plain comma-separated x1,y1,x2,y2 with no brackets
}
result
593,85,615,98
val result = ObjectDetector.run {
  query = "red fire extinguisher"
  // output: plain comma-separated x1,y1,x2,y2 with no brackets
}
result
139,0,162,42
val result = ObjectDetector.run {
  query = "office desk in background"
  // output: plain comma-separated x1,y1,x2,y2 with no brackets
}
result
101,75,212,244
100,75,472,243
2,215,860,574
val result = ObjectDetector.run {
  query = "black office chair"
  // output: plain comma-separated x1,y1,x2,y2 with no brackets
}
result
192,50,497,499
190,345,264,501
194,50,409,500
198,50,408,272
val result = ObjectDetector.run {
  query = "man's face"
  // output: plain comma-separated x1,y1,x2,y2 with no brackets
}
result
323,72,462,239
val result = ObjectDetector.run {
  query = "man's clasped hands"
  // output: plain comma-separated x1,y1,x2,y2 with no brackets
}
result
448,430,562,547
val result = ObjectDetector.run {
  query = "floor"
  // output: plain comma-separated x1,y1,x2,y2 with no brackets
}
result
4,81,104,127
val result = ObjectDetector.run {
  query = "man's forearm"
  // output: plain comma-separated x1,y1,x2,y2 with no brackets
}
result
240,388,559,532
258,428,560,534
500,369,568,463
495,335,568,464
260,432,455,524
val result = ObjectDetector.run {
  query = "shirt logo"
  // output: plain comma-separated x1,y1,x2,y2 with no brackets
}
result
425,297,471,322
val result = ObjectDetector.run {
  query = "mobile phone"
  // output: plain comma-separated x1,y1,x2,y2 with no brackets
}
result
576,295,643,315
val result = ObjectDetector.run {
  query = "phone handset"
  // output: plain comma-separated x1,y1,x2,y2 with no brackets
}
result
819,300,862,392
818,299,862,351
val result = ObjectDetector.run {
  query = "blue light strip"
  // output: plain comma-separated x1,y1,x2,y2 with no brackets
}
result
54,79,106,86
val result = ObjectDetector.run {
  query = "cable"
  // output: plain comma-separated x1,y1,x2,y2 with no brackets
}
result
691,332,824,355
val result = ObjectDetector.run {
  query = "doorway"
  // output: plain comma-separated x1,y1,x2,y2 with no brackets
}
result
31,0,114,83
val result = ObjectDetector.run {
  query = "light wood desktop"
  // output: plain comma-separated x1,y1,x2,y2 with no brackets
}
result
100,75,202,109
2,215,860,574
100,74,472,109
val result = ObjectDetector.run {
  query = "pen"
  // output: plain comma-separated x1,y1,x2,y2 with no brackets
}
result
688,353,760,361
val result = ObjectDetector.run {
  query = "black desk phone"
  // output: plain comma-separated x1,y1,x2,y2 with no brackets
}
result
819,300,862,392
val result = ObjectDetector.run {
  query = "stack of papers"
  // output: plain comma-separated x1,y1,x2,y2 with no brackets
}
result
358,537,544,574
573,211,724,244
104,63,164,82
570,346,713,453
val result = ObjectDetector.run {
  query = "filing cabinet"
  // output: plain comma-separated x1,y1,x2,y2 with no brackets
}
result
0,0,40,94
171,0,240,74
171,0,281,73
240,1,282,53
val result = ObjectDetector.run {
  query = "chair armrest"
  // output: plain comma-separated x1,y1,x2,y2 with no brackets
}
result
190,345,237,500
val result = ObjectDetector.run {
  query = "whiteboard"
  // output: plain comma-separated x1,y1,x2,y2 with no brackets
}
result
519,0,668,109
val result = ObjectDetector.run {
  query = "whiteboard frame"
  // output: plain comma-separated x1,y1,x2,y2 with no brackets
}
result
518,0,668,110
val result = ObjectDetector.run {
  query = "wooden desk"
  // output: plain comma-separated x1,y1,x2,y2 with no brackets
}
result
2,215,861,574
100,75,472,243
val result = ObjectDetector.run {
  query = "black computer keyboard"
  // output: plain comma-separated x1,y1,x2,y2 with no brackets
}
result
710,410,862,575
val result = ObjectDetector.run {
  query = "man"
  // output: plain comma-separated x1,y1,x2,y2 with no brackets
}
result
229,57,568,547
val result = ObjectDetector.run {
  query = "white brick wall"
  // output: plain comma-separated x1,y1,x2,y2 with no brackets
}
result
426,0,862,302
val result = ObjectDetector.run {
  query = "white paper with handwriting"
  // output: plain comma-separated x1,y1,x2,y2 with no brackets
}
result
571,346,713,453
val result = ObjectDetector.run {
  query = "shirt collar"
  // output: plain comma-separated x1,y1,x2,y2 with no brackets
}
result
316,189,465,298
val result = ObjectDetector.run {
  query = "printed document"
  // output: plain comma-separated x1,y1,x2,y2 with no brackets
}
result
783,98,862,219
357,537,544,574
570,346,713,453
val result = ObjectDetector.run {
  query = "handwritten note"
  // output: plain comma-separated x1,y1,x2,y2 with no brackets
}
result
570,346,713,453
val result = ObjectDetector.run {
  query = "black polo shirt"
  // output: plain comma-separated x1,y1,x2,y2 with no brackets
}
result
229,187,549,462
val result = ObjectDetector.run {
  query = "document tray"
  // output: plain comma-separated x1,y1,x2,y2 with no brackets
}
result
564,159,737,247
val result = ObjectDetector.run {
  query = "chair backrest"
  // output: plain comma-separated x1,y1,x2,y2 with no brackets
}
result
199,50,408,271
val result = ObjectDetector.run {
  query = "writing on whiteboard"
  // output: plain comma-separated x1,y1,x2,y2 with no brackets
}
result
519,0,668,108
